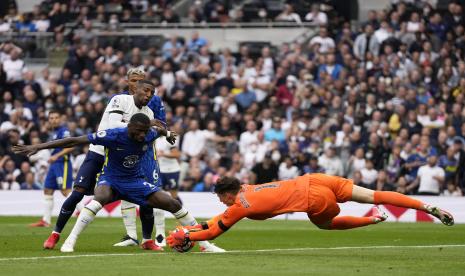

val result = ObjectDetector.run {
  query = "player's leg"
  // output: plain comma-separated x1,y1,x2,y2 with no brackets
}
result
31,166,57,227
113,200,139,246
60,181,115,252
308,181,383,230
44,152,104,249
115,150,158,246
351,185,454,226
59,159,73,198
163,171,182,204
146,191,226,252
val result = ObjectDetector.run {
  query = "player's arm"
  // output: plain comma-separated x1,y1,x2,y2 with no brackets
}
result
168,204,247,246
151,119,166,129
13,136,90,157
49,130,74,163
48,148,74,163
106,96,129,128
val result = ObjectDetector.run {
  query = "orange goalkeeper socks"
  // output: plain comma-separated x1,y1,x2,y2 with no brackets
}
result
373,191,424,210
329,216,374,230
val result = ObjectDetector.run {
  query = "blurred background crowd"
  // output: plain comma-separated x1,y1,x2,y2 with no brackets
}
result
1,0,465,196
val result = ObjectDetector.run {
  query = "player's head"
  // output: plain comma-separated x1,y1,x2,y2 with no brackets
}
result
214,176,241,206
126,67,146,94
48,109,62,129
134,79,155,107
128,113,151,142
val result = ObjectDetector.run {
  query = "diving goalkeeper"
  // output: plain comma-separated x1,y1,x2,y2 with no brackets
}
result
167,174,454,248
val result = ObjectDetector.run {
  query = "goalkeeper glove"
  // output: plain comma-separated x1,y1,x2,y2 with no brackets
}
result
167,227,190,248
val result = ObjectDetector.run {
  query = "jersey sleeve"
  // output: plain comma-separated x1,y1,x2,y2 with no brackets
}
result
148,96,166,126
188,203,248,241
106,95,127,115
87,129,119,148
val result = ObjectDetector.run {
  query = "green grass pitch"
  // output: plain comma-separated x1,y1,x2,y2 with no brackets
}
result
1,216,464,276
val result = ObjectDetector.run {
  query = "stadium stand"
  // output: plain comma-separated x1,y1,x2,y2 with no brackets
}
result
0,0,464,197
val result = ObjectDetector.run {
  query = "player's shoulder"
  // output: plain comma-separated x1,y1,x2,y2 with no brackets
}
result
145,128,158,142
97,127,126,138
112,94,132,102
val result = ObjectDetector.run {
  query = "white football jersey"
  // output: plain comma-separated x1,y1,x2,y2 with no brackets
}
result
89,94,154,155
155,137,180,173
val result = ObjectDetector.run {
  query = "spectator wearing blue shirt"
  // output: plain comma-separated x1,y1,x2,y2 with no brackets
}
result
162,35,183,60
438,146,458,180
20,172,42,190
235,86,256,111
187,31,207,53
192,172,215,192
317,53,343,83
265,117,286,142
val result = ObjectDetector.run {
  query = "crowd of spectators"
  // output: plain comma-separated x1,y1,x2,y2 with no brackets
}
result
1,1,465,197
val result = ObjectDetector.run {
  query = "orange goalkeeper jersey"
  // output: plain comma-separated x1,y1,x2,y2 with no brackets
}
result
189,174,311,241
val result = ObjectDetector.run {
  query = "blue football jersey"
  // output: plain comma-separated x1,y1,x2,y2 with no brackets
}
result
112,91,166,127
49,126,71,161
87,128,159,179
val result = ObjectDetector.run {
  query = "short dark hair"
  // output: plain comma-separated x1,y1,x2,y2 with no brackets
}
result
48,109,62,116
214,176,241,194
137,79,155,87
129,113,151,126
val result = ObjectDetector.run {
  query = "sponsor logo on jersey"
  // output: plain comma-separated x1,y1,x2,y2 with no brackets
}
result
123,155,139,168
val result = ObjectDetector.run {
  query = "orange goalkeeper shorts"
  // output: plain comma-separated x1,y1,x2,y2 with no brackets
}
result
306,174,354,225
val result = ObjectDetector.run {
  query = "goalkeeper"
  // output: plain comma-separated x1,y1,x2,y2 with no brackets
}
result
168,174,454,248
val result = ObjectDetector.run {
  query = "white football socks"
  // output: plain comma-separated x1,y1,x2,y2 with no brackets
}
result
120,200,138,240
67,200,102,242
43,194,54,224
154,208,165,238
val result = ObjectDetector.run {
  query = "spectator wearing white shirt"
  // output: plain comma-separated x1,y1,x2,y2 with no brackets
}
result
239,121,259,154
442,181,463,197
275,4,302,24
278,156,300,180
181,119,208,159
0,18,11,32
305,4,327,25
309,27,335,53
318,147,344,176
34,13,50,32
412,155,445,195
420,108,445,129
360,159,378,189
3,50,25,82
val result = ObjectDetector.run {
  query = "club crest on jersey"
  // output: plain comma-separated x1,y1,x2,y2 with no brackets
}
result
111,97,120,108
123,155,139,168
97,130,107,138
142,145,148,151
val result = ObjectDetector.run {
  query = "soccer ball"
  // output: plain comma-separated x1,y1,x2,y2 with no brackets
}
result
172,227,195,253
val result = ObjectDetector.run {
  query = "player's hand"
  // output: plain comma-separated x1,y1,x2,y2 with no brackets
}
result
166,131,178,145
48,155,58,164
167,227,189,248
152,119,165,129
12,144,38,157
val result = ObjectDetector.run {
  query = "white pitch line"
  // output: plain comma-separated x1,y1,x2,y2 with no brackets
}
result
1,244,464,262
